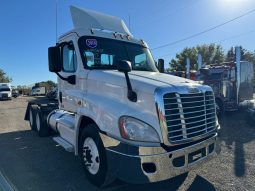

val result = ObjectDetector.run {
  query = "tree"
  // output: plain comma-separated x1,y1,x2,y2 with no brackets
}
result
226,46,255,63
0,69,12,83
196,44,225,65
169,44,225,71
16,85,31,95
32,80,57,91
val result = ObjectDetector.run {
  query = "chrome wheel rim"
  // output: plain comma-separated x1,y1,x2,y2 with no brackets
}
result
83,137,100,175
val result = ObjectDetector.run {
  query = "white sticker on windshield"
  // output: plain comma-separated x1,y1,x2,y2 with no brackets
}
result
86,39,97,48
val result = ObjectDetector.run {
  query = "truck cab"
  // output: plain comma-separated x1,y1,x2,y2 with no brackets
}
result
0,83,12,100
25,6,220,187
200,60,254,115
31,87,46,96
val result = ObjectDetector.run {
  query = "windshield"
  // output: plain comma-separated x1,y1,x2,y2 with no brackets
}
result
78,36,158,72
205,73,222,80
0,88,11,92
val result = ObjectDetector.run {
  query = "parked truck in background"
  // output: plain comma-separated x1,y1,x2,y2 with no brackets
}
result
200,47,254,116
25,6,220,187
0,83,12,100
176,48,254,116
31,86,46,96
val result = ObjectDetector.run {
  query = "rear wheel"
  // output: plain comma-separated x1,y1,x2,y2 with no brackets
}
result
35,108,50,137
79,124,108,187
29,105,37,131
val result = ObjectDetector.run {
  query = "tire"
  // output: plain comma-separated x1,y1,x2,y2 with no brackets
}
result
29,105,37,131
35,108,50,137
79,124,108,187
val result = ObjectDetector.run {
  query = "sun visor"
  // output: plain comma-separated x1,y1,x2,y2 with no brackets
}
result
70,6,132,36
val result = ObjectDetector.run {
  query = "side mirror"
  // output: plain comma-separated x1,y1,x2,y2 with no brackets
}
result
67,75,76,85
48,46,61,72
158,59,165,73
116,60,137,102
116,60,132,73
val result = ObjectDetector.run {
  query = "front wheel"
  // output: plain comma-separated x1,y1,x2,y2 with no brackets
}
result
79,124,108,187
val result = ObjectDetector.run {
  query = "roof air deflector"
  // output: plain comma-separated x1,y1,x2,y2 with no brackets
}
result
70,6,132,36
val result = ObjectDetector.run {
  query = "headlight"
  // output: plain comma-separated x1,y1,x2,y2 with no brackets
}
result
118,116,160,143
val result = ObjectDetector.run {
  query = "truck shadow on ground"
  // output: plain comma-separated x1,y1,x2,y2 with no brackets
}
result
219,110,255,177
0,130,215,191
105,174,215,191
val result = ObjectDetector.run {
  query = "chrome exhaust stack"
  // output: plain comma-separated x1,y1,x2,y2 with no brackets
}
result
235,46,241,104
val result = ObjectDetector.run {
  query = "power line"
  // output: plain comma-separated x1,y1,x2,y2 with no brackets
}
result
151,8,255,50
158,52,176,59
156,29,255,59
216,30,255,44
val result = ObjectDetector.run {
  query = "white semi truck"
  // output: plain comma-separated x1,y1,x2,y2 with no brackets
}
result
25,6,220,187
0,83,12,100
31,86,46,96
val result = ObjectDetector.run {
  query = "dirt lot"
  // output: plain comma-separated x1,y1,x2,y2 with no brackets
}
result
0,97,255,191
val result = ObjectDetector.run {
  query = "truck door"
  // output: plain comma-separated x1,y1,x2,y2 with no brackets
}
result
58,38,78,112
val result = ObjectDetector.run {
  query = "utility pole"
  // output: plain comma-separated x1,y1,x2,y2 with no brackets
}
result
186,58,190,79
56,0,58,43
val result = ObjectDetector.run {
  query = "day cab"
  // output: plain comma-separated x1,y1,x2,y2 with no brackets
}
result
25,6,220,187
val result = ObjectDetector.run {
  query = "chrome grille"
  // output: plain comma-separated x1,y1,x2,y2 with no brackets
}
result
1,93,8,98
163,91,216,143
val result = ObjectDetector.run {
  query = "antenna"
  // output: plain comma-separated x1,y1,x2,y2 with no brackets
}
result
128,15,130,31
55,0,58,43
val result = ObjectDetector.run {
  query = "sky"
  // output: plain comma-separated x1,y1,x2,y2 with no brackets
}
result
0,0,255,86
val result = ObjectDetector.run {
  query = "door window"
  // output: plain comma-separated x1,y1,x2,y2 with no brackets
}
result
62,43,77,72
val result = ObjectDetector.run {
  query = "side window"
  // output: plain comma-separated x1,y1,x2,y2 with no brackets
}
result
62,43,77,72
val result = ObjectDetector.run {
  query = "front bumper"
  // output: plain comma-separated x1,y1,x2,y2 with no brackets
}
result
100,133,220,184
0,95,11,100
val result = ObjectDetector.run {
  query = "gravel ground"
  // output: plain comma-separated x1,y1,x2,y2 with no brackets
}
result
0,97,254,191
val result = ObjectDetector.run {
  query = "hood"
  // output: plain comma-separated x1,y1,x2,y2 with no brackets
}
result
88,70,203,95
129,71,198,87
